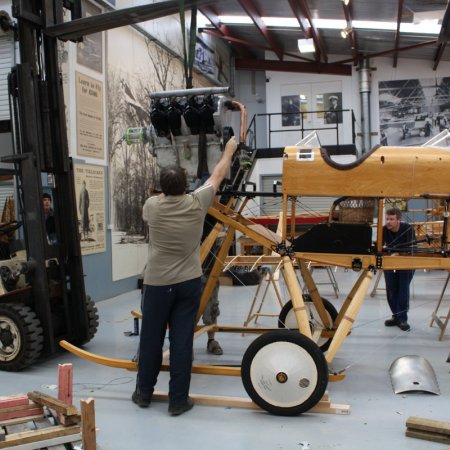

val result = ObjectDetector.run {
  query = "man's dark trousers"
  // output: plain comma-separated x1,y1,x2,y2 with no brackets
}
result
136,277,201,406
384,270,414,323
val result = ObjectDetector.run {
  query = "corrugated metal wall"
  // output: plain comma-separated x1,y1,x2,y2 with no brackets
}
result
260,175,336,216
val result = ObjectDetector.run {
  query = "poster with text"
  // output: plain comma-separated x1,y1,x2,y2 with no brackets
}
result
76,72,104,159
74,163,106,255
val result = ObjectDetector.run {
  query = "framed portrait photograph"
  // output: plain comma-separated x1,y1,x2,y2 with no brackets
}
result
281,94,301,127
323,92,343,124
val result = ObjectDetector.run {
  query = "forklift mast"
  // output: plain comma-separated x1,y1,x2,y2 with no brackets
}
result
0,0,92,368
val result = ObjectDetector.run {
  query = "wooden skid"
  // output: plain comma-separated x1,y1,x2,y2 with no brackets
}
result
406,416,450,445
152,390,350,415
0,424,81,449
406,429,450,445
1,375,95,449
27,392,78,417
0,403,43,422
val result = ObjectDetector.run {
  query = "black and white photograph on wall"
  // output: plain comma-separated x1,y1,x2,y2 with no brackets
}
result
378,77,450,147
281,95,301,127
323,92,343,124
77,0,103,73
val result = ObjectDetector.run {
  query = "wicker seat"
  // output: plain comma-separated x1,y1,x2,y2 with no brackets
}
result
329,196,375,224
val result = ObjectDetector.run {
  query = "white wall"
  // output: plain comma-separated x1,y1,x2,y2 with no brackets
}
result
263,69,354,148
235,55,450,204
236,56,450,154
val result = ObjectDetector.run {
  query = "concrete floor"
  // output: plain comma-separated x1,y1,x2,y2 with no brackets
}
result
2,268,450,450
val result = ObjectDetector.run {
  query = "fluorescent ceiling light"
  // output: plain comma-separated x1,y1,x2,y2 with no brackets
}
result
400,22,441,34
219,15,252,25
263,17,299,27
307,19,347,29
297,38,315,53
352,20,397,31
215,16,441,35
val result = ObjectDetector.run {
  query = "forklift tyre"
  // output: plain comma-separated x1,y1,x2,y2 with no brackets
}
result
83,296,99,344
0,303,44,371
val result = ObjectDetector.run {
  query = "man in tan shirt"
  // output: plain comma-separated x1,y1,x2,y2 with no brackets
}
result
133,136,238,416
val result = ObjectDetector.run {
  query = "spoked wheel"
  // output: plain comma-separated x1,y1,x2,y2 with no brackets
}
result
0,303,44,371
241,329,328,416
278,295,338,351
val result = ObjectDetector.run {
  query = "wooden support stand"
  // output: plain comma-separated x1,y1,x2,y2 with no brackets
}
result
243,266,284,327
303,263,339,299
430,271,450,340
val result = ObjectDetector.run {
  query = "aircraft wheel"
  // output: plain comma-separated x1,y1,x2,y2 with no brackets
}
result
278,296,338,351
241,330,328,416
0,303,43,371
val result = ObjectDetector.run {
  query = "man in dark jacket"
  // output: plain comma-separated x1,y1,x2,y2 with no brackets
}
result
382,207,415,331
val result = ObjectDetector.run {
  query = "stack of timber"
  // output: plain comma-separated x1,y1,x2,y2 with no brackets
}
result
406,416,450,445
0,391,95,449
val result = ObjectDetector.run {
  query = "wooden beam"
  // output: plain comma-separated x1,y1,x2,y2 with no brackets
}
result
81,398,96,450
0,403,43,422
152,391,350,414
199,6,252,58
393,0,404,67
0,425,81,449
27,391,78,416
292,0,328,63
433,42,447,70
336,39,437,64
342,1,359,66
58,363,73,406
44,0,214,41
238,0,284,60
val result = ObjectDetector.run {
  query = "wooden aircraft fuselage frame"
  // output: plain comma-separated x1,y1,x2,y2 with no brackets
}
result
60,143,450,413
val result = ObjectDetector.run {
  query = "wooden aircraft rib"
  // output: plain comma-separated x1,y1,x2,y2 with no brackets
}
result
58,340,241,376
208,207,281,252
59,340,136,370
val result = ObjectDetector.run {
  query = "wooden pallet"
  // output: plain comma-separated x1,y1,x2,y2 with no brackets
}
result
0,365,96,449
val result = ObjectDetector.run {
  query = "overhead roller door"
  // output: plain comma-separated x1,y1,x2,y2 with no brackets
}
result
260,174,336,216
0,34,14,121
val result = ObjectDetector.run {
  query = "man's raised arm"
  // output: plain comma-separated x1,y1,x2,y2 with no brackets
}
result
205,137,238,191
